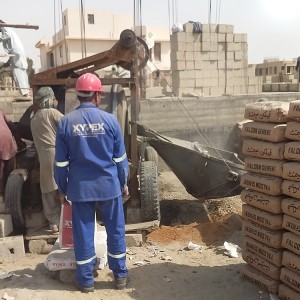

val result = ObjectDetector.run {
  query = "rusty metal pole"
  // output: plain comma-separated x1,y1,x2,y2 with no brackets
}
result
0,24,39,30
129,41,140,203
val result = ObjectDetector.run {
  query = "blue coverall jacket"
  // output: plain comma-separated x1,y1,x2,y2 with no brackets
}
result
54,101,129,287
54,102,128,200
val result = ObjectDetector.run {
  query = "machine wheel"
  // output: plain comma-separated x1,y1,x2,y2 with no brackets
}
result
145,146,158,166
119,34,149,70
140,161,160,222
5,169,28,234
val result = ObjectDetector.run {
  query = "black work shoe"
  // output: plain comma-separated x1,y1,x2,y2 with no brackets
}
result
75,282,94,293
115,276,130,290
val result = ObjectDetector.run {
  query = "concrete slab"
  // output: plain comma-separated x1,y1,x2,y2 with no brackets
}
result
0,235,25,261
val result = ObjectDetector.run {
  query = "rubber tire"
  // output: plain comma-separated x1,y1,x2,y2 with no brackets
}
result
140,161,160,222
145,146,158,166
5,170,27,234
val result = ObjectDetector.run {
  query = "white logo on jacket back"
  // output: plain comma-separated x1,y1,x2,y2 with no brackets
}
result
73,123,105,136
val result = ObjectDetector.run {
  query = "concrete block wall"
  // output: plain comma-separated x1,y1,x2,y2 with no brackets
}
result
139,92,300,152
0,91,33,121
263,84,300,93
171,23,261,97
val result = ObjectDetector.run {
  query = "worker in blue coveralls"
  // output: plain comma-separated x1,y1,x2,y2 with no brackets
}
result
54,72,130,293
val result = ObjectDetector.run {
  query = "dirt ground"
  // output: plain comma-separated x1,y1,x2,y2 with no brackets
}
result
0,171,274,300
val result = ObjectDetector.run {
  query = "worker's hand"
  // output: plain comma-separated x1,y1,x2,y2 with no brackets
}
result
122,184,129,196
58,194,71,205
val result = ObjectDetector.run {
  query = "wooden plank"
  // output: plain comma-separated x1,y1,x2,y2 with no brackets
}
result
25,234,58,240
25,220,159,240
125,220,160,231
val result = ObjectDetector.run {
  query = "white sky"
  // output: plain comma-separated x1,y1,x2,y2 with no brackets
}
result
1,0,300,70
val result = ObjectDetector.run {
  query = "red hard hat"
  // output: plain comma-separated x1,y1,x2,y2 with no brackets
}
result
76,73,104,95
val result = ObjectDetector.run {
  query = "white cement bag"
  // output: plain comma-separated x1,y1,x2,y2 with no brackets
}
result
241,121,287,142
242,138,286,160
284,141,300,161
244,157,285,177
282,180,300,200
244,101,290,123
281,197,300,218
241,189,283,214
288,100,300,121
285,121,300,141
240,265,279,294
282,162,300,182
280,267,300,293
282,251,300,276
278,283,300,300
240,172,283,196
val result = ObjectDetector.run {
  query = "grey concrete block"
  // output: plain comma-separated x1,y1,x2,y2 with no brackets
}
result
226,33,234,43
234,51,243,61
126,233,143,247
217,24,227,33
218,33,226,43
183,22,194,33
289,84,300,92
202,24,217,33
185,52,194,61
201,41,210,52
170,41,186,52
170,51,185,62
0,235,25,260
28,239,53,254
170,32,186,43
171,60,186,71
186,42,194,52
209,52,218,60
0,214,13,237
193,43,201,52
146,87,163,98
194,60,203,70
186,61,195,70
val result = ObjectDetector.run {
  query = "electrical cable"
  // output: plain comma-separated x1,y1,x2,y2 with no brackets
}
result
59,0,68,64
208,0,212,24
168,0,171,34
217,0,222,24
143,57,234,173
53,0,58,67
79,0,86,58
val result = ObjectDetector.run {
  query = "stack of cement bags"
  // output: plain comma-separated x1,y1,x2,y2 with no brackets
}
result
278,100,300,299
239,101,289,295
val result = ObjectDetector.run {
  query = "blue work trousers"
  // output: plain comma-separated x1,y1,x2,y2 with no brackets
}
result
72,196,128,287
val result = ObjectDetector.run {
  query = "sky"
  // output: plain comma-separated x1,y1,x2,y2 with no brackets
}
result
1,0,300,71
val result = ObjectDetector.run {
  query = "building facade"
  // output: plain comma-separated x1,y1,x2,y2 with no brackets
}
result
35,8,299,97
35,8,171,75
253,59,299,92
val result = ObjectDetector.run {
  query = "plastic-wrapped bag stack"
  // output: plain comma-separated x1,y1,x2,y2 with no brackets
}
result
278,100,300,299
239,101,289,295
